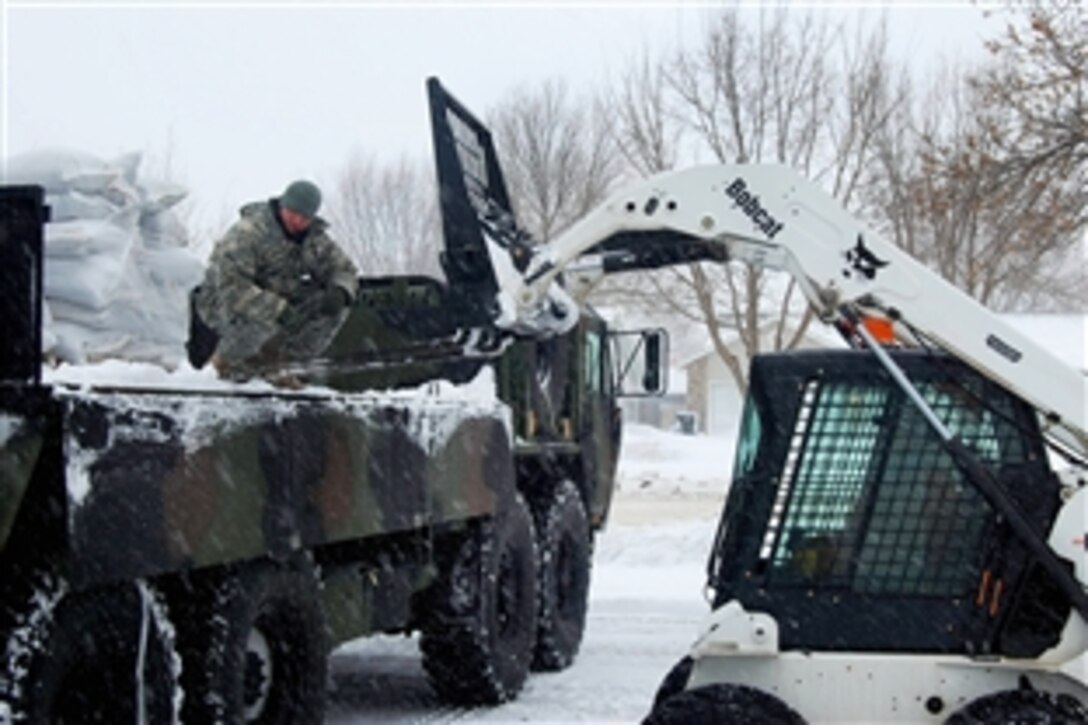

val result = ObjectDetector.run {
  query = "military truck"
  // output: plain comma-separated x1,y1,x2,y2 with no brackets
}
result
0,80,665,723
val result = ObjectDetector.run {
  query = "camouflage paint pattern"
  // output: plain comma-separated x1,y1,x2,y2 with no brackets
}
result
0,410,44,552
321,552,437,647
54,388,508,590
194,200,358,364
284,274,620,536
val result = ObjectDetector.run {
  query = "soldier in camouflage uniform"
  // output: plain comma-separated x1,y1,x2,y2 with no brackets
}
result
194,180,359,385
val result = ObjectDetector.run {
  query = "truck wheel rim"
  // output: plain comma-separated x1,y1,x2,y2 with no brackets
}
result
242,627,273,720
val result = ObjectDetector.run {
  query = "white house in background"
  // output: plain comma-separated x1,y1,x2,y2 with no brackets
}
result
682,319,845,436
681,313,1087,438
618,366,689,431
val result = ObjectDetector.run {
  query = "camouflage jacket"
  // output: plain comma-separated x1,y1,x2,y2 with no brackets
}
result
196,200,358,328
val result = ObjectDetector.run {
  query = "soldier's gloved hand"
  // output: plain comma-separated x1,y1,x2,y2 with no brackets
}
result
320,286,352,315
277,302,310,330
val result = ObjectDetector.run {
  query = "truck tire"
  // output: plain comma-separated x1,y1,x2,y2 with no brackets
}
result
643,683,806,725
176,558,327,724
2,576,179,723
531,479,591,672
421,494,537,705
650,655,694,710
945,687,1088,723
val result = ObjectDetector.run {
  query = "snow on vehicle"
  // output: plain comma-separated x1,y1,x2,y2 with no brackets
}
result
0,79,664,723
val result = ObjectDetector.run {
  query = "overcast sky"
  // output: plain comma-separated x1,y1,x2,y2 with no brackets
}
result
2,1,1002,229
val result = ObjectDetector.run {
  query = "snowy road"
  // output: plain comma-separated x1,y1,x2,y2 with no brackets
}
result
325,584,707,724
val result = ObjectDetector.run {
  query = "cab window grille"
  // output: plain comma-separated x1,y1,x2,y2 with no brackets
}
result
759,380,818,560
766,379,999,597
854,383,995,596
765,382,886,579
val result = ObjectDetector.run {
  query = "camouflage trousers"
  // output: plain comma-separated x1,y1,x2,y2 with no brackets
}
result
214,306,349,370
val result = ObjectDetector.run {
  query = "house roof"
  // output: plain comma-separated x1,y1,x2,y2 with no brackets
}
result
677,317,844,369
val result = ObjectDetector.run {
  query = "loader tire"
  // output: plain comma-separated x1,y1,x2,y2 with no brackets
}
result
174,558,327,725
531,479,591,672
945,687,1088,724
650,655,694,710
643,683,806,725
421,494,537,705
1,576,179,724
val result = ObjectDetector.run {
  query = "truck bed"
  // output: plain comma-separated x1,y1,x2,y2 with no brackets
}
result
1,368,513,589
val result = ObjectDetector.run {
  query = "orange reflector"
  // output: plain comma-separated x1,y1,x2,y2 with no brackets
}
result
976,569,991,607
990,578,1004,617
861,317,896,344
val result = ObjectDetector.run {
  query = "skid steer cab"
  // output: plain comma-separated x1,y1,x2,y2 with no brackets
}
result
645,349,1088,724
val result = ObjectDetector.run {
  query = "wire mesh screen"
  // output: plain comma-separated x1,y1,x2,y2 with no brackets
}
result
765,377,1002,596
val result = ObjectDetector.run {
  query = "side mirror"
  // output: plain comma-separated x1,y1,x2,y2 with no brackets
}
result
643,333,661,392
610,328,669,397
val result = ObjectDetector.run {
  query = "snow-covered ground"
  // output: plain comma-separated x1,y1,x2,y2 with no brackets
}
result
325,424,736,723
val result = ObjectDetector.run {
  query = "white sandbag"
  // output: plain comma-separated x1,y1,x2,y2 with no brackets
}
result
45,298,112,330
139,208,189,249
21,145,201,368
46,325,90,365
45,210,139,259
47,190,120,222
137,246,204,288
49,320,131,364
139,178,188,210
112,151,142,186
2,148,114,193
87,175,141,209
62,168,123,196
44,251,129,310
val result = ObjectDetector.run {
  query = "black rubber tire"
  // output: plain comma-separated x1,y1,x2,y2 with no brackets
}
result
175,558,328,725
643,683,806,725
2,577,179,724
532,479,592,672
944,687,1088,724
421,494,538,705
650,655,695,711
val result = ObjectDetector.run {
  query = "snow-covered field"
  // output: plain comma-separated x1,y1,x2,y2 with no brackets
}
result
326,424,736,724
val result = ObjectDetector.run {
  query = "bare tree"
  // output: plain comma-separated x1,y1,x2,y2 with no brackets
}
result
605,7,902,392
973,0,1087,310
324,151,442,278
487,78,623,242
976,0,1087,179
607,47,681,178
866,3,1087,312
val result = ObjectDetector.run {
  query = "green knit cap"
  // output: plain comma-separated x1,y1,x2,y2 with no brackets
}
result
280,180,321,218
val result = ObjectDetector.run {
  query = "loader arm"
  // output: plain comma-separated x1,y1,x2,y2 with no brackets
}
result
504,164,1088,461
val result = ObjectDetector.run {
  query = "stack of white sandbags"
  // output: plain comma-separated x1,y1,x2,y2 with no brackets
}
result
3,149,205,368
